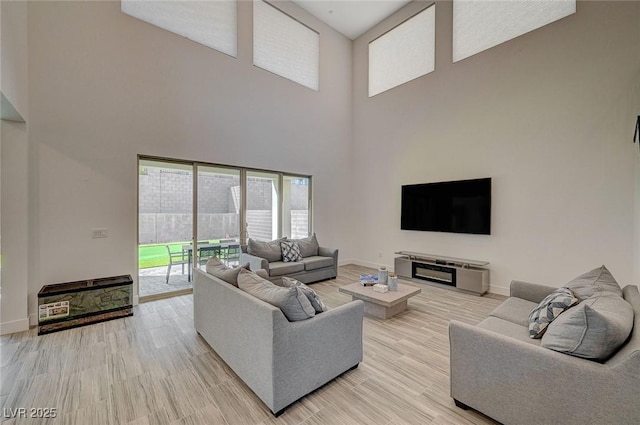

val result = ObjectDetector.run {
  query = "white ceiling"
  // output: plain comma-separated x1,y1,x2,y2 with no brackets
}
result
292,0,412,40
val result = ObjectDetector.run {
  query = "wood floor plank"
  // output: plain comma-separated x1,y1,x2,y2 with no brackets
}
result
0,265,503,425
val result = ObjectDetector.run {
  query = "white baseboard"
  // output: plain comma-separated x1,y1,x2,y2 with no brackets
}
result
343,258,393,271
29,313,38,327
488,284,509,296
0,317,30,335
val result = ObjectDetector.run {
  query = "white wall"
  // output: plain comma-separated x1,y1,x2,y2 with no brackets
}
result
1,121,29,334
352,1,640,294
1,0,29,334
25,1,353,323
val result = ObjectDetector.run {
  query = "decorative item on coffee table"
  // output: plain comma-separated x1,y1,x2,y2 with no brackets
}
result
378,266,388,285
388,273,398,291
360,274,378,286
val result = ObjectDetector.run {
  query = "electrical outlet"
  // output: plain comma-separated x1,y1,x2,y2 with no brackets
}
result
91,228,108,238
378,252,382,258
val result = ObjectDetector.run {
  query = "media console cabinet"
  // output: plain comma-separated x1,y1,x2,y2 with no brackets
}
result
394,251,489,295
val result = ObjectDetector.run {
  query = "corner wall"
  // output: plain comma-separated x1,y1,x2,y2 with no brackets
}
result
352,1,640,293
1,0,29,334
26,1,353,323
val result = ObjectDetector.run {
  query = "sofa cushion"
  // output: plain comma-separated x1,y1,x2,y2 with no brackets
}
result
291,233,319,258
237,269,315,321
247,237,286,263
280,240,302,262
477,316,541,346
489,297,538,327
301,255,334,271
205,257,250,287
564,265,622,301
281,276,328,313
268,261,305,277
528,287,579,339
541,294,634,361
255,269,269,280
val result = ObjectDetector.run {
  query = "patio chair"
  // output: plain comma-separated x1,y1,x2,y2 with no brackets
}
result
166,245,188,284
198,244,222,265
225,243,241,266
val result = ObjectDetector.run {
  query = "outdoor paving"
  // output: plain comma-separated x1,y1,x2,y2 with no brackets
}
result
138,258,240,298
139,265,192,298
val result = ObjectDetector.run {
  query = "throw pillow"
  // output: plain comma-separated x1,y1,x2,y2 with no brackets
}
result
564,265,622,301
255,269,269,280
528,287,579,338
280,240,302,263
281,276,328,313
205,257,250,287
237,269,315,321
291,233,319,258
541,293,634,361
247,237,287,263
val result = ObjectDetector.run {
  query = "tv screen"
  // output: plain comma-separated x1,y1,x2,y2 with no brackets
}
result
401,178,491,235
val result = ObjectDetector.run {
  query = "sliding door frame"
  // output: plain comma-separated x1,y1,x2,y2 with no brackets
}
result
137,155,313,300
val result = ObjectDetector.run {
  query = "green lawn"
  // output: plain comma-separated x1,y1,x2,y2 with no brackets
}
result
139,243,182,269
138,240,221,269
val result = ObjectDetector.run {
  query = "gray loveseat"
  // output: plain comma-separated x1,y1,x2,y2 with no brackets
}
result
193,268,364,415
240,234,338,284
449,280,640,425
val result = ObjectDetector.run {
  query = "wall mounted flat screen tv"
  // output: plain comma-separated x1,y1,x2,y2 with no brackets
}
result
401,178,491,235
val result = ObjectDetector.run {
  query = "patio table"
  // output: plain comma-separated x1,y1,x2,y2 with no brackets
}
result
182,243,231,281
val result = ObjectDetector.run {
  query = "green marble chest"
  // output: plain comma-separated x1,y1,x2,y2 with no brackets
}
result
37,275,133,335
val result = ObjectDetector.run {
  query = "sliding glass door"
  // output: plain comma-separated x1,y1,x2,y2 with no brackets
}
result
195,165,242,268
246,171,280,241
283,175,311,239
137,156,312,301
138,159,193,299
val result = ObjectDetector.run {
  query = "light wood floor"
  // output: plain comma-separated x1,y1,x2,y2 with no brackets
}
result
1,265,504,425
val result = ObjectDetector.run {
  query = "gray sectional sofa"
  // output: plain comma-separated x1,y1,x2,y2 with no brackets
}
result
240,234,338,284
193,268,364,415
449,277,640,425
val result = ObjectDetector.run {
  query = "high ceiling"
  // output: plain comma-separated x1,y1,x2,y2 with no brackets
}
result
292,0,412,39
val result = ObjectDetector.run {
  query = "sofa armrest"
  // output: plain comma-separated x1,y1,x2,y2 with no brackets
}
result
449,320,639,425
270,300,363,412
509,280,557,303
318,246,337,257
240,252,269,273
318,247,338,273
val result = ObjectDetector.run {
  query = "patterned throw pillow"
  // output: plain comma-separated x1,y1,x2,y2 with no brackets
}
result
528,287,579,338
280,240,302,262
282,276,328,313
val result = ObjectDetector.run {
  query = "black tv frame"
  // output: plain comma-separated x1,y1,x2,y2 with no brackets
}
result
401,178,491,235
